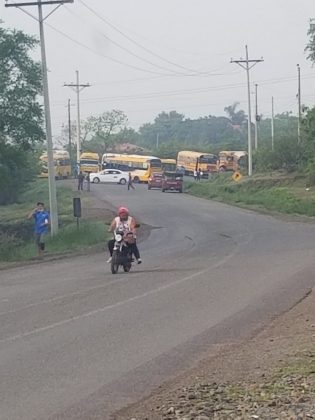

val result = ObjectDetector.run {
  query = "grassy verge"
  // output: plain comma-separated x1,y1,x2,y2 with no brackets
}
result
0,179,109,262
185,173,315,217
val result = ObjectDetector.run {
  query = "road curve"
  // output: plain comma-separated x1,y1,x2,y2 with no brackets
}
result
1,183,315,419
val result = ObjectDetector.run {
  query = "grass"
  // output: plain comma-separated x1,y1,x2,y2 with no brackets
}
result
0,178,75,225
185,173,315,217
0,179,110,262
1,220,108,262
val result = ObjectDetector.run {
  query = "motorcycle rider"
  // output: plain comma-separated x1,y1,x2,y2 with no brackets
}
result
107,206,142,264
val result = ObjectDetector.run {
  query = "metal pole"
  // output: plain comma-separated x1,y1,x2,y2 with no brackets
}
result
297,64,301,144
68,98,72,174
254,83,258,150
271,96,275,151
245,45,253,176
38,0,58,235
76,70,81,165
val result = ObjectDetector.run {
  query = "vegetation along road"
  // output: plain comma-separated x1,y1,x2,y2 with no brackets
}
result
1,183,315,419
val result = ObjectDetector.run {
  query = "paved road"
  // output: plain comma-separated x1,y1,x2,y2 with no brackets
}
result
1,183,315,419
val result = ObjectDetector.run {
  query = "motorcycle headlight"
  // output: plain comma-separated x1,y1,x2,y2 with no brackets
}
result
115,234,123,241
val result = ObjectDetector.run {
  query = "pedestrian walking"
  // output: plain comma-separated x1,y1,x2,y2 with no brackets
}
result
193,169,198,181
197,169,201,181
27,202,50,258
128,172,135,190
78,171,85,190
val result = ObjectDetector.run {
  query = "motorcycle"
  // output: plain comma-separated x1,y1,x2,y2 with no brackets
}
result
111,230,134,274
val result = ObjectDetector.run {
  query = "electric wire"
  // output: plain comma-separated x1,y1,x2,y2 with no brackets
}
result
78,0,220,76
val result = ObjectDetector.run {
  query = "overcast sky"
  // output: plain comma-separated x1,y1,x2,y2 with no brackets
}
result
2,0,315,139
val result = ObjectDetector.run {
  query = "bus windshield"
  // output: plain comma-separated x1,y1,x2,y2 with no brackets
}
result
161,159,177,172
199,155,217,164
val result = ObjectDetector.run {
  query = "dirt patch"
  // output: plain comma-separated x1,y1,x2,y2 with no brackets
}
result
114,290,315,419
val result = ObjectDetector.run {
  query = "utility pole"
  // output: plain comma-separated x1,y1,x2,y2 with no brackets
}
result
156,133,159,149
67,98,72,173
297,64,302,144
5,0,74,236
254,83,259,150
64,71,90,165
231,46,264,176
271,96,275,151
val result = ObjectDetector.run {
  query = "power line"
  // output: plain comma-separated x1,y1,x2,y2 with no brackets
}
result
78,0,215,76
51,72,315,107
64,5,195,76
45,21,178,76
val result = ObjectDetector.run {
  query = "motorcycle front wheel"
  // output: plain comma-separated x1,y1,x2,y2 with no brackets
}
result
111,251,120,274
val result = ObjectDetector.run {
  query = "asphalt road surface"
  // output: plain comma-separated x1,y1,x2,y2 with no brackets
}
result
1,183,315,420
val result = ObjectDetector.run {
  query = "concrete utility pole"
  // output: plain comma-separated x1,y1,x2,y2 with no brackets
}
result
231,46,264,176
297,64,302,144
254,83,259,150
271,96,275,151
156,133,159,149
5,0,74,235
67,98,72,172
64,71,90,165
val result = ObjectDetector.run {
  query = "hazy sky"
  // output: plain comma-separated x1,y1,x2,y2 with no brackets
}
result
2,0,315,140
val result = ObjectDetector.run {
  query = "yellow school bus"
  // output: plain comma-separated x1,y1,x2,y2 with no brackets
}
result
217,151,247,172
102,153,162,183
161,158,177,172
177,151,218,176
39,150,71,179
79,152,100,174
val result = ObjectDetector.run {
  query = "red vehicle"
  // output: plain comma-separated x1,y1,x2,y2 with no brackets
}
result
162,171,183,193
148,172,163,190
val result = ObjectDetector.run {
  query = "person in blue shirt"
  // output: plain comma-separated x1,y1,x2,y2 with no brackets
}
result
28,202,50,258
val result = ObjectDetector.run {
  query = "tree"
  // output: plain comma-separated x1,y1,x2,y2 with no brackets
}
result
0,24,44,204
82,110,128,155
137,109,246,150
305,22,315,64
224,102,247,126
0,25,43,148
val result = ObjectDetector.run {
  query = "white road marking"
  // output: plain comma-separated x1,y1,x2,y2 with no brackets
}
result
0,239,249,345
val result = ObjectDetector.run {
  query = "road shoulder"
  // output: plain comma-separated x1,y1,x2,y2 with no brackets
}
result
114,288,315,419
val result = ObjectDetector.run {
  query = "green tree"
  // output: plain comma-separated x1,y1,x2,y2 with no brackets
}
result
224,102,247,126
82,110,128,155
0,24,44,204
0,25,43,147
305,22,315,63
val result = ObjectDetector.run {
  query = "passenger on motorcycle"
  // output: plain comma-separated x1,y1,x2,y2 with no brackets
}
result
107,206,142,264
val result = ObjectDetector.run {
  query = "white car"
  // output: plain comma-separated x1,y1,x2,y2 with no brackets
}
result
90,169,128,185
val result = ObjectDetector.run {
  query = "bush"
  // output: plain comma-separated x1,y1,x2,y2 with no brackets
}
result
306,159,315,186
0,144,39,204
253,136,302,172
0,233,24,260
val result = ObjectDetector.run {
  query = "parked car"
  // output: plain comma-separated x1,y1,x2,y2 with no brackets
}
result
90,169,128,184
162,171,183,193
148,172,163,190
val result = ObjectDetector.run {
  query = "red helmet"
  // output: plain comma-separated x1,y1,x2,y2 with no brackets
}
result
118,206,129,216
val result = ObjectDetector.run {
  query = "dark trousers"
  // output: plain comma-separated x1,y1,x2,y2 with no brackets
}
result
78,181,83,190
108,239,140,259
